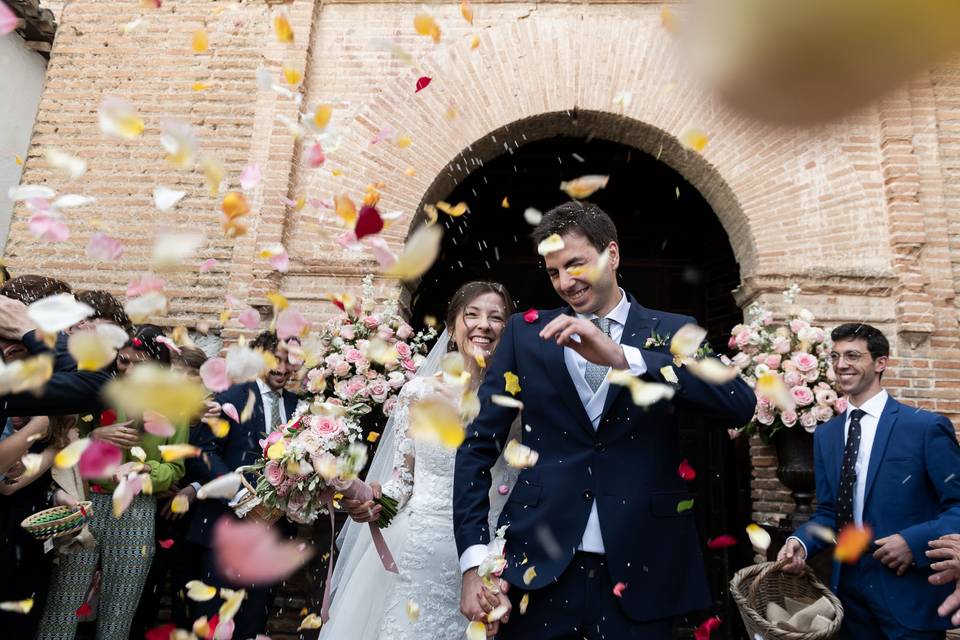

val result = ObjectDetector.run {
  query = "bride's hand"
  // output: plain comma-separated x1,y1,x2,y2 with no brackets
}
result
343,481,383,523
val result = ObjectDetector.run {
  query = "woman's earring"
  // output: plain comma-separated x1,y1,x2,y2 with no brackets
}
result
447,336,457,352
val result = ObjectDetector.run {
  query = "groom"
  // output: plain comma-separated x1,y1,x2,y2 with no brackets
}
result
453,201,757,638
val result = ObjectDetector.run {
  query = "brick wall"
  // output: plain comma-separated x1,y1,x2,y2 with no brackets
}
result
7,0,960,603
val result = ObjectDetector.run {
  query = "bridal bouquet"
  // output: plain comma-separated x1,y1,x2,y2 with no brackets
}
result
727,285,842,441
244,412,397,526
299,275,437,420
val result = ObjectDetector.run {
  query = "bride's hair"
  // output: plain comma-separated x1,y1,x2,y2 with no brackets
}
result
445,281,515,351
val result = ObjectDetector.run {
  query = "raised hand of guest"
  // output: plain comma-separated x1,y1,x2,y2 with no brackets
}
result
0,295,35,340
91,421,140,448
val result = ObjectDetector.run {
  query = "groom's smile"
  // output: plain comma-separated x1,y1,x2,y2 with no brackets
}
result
544,232,618,316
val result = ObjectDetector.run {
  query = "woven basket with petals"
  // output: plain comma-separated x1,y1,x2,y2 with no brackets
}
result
730,559,843,640
233,473,283,525
21,501,93,541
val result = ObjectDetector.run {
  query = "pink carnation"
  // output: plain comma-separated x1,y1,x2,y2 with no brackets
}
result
772,336,792,354
265,460,285,486
791,352,818,372
790,385,815,407
799,410,818,429
815,388,838,405
395,342,412,358
345,349,363,364
784,371,804,388
780,409,798,428
362,315,381,329
765,354,782,370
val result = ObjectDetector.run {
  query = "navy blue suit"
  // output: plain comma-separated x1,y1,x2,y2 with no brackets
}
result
453,296,756,634
794,398,960,636
186,380,299,639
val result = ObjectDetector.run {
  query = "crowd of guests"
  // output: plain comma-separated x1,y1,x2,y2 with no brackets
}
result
0,271,299,640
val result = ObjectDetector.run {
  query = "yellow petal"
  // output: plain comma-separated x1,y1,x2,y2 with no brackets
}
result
501,197,509,208
661,6,680,34
423,204,438,226
131,446,147,462
406,600,420,622
519,593,530,615
746,523,771,551
384,224,443,282
206,418,230,438
396,135,412,149
267,291,289,312
104,365,207,426
470,34,480,49
159,444,201,462
274,15,294,43
0,353,54,395
670,323,707,359
334,194,358,226
20,453,43,478
757,372,794,411
679,126,708,153
460,0,474,24
559,174,609,200
660,365,679,384
170,494,190,513
192,28,208,53
413,13,441,43
835,524,873,564
185,580,217,602
201,156,225,197
441,351,466,379
684,357,740,384
0,598,34,614
536,233,565,256
522,566,537,585
491,395,523,410
488,604,509,622
409,397,465,449
436,201,469,217
566,248,609,283
191,82,211,92
282,66,302,85
55,438,91,469
313,104,333,130
607,370,676,406
222,191,250,219
298,613,323,630
98,97,145,140
465,621,486,640
367,431,380,443
504,371,521,396
504,439,538,469
267,441,287,460
219,588,246,622
404,165,416,177
68,331,117,371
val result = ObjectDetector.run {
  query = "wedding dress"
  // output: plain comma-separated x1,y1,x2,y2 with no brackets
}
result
319,333,518,640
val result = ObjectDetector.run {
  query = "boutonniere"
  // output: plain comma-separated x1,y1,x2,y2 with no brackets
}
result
644,331,671,348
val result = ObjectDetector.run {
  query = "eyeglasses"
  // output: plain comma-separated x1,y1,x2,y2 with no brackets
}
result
828,351,867,365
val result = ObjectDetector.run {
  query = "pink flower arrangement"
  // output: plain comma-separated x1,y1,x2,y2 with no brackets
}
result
730,285,845,441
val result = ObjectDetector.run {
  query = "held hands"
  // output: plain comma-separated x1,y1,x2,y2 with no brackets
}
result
777,538,807,574
874,533,913,576
343,481,382,524
539,315,627,369
460,570,511,637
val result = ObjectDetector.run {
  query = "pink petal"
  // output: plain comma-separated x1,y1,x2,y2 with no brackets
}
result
370,126,394,145
276,309,308,340
78,440,122,478
200,357,230,392
364,236,396,268
155,335,181,355
612,582,627,597
523,308,539,323
269,251,289,273
306,142,325,168
28,213,70,241
707,535,738,549
694,616,722,640
0,2,17,35
143,410,175,437
239,308,260,330
126,275,165,297
497,485,509,495
158,538,175,549
86,232,124,260
240,163,262,191
214,617,234,640
337,230,360,249
200,258,218,273
213,517,314,585
221,402,240,423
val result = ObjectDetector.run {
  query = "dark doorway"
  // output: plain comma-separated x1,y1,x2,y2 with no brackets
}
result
410,135,753,638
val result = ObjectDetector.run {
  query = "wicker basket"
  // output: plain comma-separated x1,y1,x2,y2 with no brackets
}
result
233,473,283,525
21,501,93,541
730,559,844,640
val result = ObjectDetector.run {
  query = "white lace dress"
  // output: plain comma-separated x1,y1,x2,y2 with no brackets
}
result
318,377,518,640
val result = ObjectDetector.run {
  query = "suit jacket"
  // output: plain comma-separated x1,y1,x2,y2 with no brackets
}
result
186,381,299,547
453,294,757,621
794,398,960,630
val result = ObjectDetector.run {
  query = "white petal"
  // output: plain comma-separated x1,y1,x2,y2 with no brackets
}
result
52,194,96,208
153,187,187,212
197,473,242,500
28,294,94,333
8,185,55,201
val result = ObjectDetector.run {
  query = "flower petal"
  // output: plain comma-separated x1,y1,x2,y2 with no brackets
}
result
200,357,230,392
746,523,771,551
197,473,241,500
240,164,262,191
504,440,539,469
415,76,432,92
276,309,308,340
238,308,260,330
523,207,542,225
834,524,873,564
158,444,201,462
78,440,123,478
706,534,738,549
536,233,565,256
684,357,740,384
678,459,696,481
559,174,609,200
143,409,175,437
153,187,186,212
0,1,18,35
213,517,313,585
54,438,91,469
104,364,207,425
152,233,204,270
29,294,93,333
679,126,709,153
384,224,443,281
409,397,465,449
67,329,119,371
44,148,86,179
98,96,145,140
523,309,539,323
86,232,124,261
185,580,217,602
670,324,707,359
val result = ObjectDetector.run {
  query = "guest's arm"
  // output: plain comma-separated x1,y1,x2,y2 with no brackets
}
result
0,416,49,474
0,446,56,494
1,368,112,417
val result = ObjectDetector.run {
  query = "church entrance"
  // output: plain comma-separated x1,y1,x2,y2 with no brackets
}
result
410,132,754,638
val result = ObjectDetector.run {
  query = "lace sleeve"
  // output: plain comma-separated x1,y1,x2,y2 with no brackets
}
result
380,383,418,510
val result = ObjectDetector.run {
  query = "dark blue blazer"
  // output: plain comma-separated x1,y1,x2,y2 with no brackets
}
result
453,295,757,621
186,381,298,547
794,397,960,631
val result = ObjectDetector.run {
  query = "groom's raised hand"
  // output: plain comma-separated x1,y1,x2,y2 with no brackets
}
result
540,315,628,369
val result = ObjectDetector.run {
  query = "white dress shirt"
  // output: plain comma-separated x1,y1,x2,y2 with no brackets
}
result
790,389,888,556
459,289,648,572
256,378,288,432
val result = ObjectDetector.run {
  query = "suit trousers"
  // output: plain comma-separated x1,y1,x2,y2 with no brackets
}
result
839,561,946,640
499,552,672,640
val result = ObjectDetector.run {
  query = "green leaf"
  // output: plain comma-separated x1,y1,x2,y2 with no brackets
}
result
676,498,695,513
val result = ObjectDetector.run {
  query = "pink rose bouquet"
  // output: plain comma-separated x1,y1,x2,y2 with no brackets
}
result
728,284,844,441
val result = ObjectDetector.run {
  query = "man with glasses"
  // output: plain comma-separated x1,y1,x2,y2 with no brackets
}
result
776,323,960,639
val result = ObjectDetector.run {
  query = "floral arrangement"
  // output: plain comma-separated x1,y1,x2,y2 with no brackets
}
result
726,285,843,441
299,275,437,420
245,412,398,525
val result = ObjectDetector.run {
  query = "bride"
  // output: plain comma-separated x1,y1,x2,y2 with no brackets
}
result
319,281,518,640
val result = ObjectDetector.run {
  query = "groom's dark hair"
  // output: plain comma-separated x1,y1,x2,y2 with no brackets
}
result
531,201,618,254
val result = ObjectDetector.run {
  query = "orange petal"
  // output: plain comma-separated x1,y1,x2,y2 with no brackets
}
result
274,15,294,43
192,28,208,53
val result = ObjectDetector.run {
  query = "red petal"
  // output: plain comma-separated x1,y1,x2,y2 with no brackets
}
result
355,205,384,240
99,409,117,426
158,538,175,549
523,308,539,323
694,616,722,640
706,535,738,549
678,458,697,481
415,76,432,92
78,441,123,478
75,602,93,617
145,624,178,640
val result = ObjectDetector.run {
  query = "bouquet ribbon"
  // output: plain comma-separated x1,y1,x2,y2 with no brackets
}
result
320,479,399,623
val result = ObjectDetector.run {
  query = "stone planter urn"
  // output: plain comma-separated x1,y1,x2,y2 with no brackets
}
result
772,426,816,529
